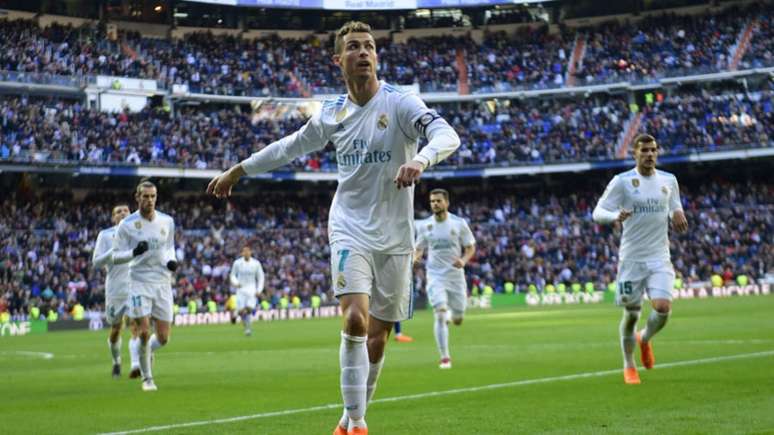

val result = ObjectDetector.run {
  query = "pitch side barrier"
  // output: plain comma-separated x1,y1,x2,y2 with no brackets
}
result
2,147,772,180
490,284,771,307
3,285,768,334
173,305,343,327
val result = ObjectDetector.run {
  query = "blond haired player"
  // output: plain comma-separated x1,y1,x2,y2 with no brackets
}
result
113,180,178,392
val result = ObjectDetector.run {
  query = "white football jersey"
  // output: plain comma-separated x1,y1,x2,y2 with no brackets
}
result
92,226,130,298
415,213,476,284
242,82,460,254
113,211,176,285
230,257,265,294
594,168,683,262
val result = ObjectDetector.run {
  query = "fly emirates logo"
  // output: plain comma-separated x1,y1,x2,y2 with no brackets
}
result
632,198,667,214
336,139,392,168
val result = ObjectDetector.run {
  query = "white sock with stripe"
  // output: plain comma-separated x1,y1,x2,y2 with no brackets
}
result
340,332,368,429
620,309,640,368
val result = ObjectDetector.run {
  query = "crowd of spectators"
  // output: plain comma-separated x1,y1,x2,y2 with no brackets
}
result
740,11,774,69
1,5,772,96
577,9,746,85
0,175,770,321
2,89,771,169
639,89,774,153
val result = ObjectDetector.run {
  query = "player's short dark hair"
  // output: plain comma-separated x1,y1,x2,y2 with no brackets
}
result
135,178,157,196
112,203,130,213
430,188,449,201
632,133,658,150
334,21,373,55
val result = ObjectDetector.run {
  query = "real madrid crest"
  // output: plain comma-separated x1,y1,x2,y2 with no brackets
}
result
161,228,167,237
661,186,669,195
450,229,457,236
336,108,347,123
427,224,433,231
632,179,640,188
337,274,347,289
377,114,388,130
134,221,142,230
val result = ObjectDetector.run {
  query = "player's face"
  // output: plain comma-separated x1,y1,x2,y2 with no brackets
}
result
634,141,659,171
136,187,157,215
334,32,377,82
430,194,448,215
111,205,130,225
242,247,251,259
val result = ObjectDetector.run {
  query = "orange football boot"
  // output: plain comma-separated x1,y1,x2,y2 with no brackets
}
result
623,367,641,384
637,331,655,369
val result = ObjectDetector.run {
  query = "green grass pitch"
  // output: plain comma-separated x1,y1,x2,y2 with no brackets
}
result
3,295,774,435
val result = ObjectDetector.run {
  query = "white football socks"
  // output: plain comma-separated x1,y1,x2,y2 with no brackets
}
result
129,337,140,369
434,311,450,359
366,355,385,403
642,310,670,343
139,340,152,380
339,353,385,429
340,332,368,428
620,309,640,369
109,337,121,365
149,334,164,352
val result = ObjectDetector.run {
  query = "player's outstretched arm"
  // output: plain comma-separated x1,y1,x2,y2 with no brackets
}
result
207,164,246,199
208,113,328,198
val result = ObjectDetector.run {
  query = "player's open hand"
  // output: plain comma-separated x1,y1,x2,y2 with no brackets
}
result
672,210,688,233
207,165,244,199
616,209,633,224
394,160,425,189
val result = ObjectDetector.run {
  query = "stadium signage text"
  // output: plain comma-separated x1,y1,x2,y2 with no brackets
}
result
0,321,31,337
526,292,604,306
174,306,343,326
672,284,770,299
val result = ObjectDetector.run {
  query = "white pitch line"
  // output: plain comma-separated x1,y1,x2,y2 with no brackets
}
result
98,349,774,435
0,350,55,360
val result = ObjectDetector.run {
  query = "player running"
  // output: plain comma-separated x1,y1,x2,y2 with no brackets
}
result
207,21,460,435
113,180,178,392
229,245,265,336
91,203,142,379
414,189,476,369
592,134,688,384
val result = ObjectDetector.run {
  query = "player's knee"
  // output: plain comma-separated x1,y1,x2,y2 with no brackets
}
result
343,309,368,336
653,300,671,314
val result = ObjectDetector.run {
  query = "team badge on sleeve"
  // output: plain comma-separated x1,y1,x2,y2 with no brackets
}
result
337,274,347,290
